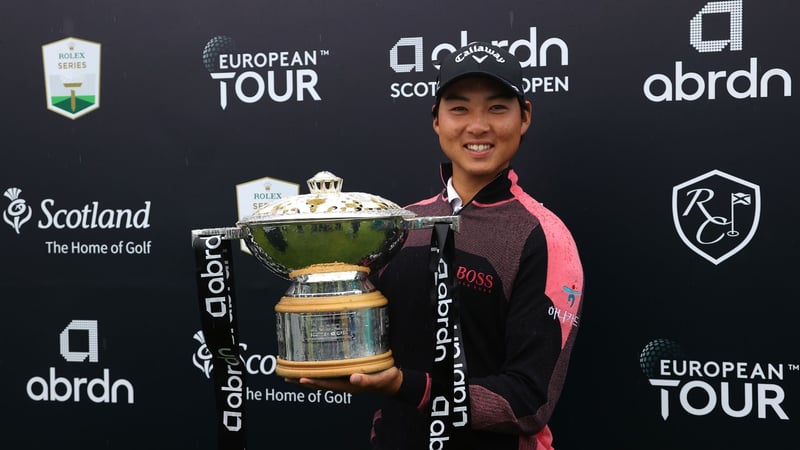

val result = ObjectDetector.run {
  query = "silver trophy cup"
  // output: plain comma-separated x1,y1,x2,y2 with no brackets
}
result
207,171,457,378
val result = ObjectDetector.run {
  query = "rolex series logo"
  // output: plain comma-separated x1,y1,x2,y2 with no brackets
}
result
42,37,102,119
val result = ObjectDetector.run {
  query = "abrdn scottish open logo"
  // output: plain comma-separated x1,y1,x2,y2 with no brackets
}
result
389,27,570,99
202,35,328,110
672,169,759,264
42,37,101,119
26,320,135,404
640,339,796,421
644,0,792,102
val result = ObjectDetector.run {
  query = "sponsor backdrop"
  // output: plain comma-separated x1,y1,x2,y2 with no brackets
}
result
1,0,798,449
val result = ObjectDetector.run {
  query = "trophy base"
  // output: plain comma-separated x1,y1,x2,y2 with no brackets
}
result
275,267,393,378
276,350,395,378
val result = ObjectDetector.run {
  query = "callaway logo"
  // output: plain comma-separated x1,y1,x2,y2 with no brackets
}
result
454,44,506,64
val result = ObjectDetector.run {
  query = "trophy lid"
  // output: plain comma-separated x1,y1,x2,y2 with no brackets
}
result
238,171,417,225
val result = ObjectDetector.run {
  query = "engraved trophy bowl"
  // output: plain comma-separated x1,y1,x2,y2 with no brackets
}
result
235,171,457,378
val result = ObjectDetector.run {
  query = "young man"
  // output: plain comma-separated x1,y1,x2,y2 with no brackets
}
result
294,42,584,450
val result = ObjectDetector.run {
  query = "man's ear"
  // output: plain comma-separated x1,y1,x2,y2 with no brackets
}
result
521,100,533,134
432,104,440,135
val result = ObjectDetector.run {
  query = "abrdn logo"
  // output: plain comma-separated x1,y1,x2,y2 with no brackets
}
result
26,320,135,404
644,0,792,102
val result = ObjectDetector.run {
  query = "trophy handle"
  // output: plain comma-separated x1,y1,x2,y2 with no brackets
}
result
403,216,460,232
191,227,245,240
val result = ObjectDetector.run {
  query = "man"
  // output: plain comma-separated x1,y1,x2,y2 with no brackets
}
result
293,41,584,450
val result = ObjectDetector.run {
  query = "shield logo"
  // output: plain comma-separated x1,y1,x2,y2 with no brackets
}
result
42,37,101,119
672,170,760,265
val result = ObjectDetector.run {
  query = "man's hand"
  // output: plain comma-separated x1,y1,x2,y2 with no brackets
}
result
286,366,403,396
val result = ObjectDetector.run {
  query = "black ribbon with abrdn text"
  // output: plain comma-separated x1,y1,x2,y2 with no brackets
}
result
428,222,470,450
192,231,247,450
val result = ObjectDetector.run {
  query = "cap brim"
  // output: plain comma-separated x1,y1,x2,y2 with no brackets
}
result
436,71,524,99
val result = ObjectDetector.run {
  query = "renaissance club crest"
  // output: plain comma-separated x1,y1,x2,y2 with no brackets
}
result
672,170,760,265
41,37,102,119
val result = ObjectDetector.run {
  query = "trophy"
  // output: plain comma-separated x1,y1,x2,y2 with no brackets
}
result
204,171,458,378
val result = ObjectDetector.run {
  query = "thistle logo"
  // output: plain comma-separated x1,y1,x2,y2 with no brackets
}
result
672,169,760,264
640,339,794,420
193,330,220,378
3,187,32,234
26,320,135,404
644,1,792,102
42,37,101,119
192,331,278,378
202,35,325,110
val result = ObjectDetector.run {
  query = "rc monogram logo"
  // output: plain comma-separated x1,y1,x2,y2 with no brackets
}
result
672,169,760,264
3,187,32,234
41,37,102,119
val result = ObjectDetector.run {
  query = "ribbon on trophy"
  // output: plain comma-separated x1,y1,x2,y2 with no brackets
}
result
428,222,470,449
192,231,247,450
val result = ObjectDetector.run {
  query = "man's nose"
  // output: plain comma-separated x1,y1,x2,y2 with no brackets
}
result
465,113,490,134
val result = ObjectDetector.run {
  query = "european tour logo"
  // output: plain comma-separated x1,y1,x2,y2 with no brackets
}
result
640,339,794,421
672,169,760,264
202,35,326,110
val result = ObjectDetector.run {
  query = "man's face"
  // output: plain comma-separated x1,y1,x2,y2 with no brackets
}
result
433,76,531,188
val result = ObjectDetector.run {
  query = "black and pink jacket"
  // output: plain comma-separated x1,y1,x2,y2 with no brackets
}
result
371,163,584,450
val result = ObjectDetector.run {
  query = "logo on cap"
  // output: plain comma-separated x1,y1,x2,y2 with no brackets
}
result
454,44,506,65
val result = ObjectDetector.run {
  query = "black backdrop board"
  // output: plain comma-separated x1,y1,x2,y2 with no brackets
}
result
1,1,798,449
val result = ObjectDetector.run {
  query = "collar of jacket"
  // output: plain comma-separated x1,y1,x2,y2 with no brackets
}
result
438,162,515,206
